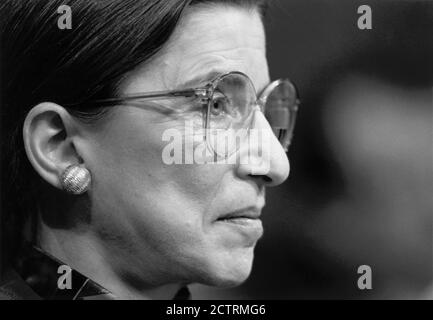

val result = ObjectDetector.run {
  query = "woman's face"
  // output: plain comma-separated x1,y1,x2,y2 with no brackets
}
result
79,4,290,288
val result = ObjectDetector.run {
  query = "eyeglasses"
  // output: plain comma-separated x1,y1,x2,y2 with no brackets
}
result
65,71,300,157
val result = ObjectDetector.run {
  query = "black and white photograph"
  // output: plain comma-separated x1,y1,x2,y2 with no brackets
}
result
0,0,432,307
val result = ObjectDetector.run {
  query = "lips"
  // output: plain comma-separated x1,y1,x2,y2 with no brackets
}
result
215,207,264,242
216,207,261,222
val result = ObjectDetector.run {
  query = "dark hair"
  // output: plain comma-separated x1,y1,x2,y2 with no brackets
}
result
0,0,266,265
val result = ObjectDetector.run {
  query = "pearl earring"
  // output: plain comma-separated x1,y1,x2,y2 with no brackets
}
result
60,164,91,195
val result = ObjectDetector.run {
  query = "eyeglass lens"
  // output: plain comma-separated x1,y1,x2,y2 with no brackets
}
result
263,80,298,151
206,73,297,157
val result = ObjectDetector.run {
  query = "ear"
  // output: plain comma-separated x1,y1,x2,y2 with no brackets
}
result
23,102,84,190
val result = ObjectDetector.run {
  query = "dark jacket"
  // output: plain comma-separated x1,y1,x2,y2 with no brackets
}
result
0,246,191,300
0,269,41,300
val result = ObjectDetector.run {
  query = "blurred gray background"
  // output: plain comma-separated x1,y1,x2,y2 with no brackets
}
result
191,0,433,299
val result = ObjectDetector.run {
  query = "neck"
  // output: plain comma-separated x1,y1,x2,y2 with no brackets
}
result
36,219,183,300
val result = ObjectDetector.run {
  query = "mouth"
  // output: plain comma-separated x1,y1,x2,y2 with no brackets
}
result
216,207,261,223
215,207,264,241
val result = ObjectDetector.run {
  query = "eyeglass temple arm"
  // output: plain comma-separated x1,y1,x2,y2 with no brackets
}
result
63,87,210,107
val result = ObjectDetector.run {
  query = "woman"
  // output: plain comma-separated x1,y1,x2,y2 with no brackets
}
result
0,0,298,299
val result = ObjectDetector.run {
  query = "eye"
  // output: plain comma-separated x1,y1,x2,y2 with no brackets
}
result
210,92,230,117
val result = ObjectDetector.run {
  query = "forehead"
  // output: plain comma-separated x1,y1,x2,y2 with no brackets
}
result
120,4,269,95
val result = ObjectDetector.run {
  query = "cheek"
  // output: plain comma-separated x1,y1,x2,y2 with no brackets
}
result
86,108,228,243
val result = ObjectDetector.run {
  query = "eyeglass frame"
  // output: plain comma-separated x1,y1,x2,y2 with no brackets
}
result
63,71,300,153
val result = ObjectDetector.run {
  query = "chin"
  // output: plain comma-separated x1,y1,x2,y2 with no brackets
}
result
198,247,256,288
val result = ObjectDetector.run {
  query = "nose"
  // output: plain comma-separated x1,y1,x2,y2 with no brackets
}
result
235,109,290,186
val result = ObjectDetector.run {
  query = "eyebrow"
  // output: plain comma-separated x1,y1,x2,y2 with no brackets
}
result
177,69,230,89
177,69,269,97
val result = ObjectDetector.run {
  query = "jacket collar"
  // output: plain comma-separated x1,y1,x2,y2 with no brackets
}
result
12,245,190,300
